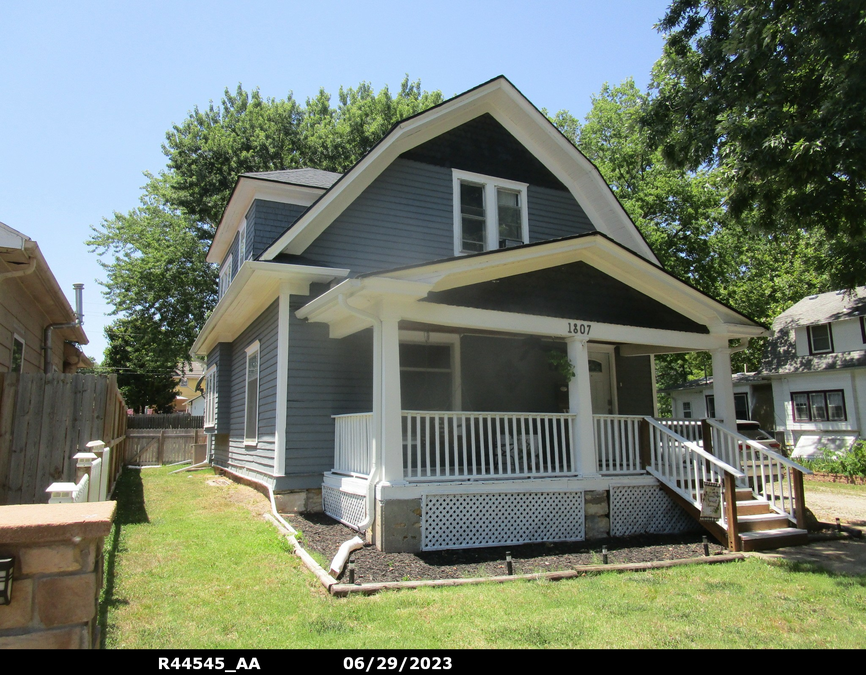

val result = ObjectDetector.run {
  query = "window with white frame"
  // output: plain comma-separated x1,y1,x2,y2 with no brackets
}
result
452,169,528,255
807,323,833,354
218,254,233,300
203,365,217,429
860,316,865,344
238,219,246,265
705,393,749,420
791,390,846,422
244,341,260,444
682,401,692,419
11,334,25,373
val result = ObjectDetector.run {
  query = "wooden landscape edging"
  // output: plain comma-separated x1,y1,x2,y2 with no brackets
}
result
262,514,746,597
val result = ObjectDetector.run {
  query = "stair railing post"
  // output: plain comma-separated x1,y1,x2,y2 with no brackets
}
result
723,471,741,552
792,468,806,529
700,419,713,456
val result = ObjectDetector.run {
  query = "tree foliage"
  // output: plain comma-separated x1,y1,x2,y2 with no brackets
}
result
91,77,442,409
643,0,866,288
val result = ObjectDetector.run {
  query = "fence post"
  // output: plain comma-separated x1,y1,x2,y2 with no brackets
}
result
158,428,165,464
86,440,107,500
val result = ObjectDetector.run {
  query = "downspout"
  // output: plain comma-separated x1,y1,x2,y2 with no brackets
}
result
44,283,84,374
337,293,381,533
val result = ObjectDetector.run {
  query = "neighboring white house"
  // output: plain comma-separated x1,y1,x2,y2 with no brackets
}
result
761,288,866,458
663,372,776,433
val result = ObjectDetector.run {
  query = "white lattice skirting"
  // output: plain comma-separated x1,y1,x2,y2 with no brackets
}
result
322,486,367,529
609,484,699,536
422,491,585,551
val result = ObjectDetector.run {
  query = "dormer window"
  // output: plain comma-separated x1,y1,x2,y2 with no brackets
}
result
807,323,833,354
238,219,246,265
453,169,528,255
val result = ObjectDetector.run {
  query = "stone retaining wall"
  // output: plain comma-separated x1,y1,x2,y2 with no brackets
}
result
0,501,116,649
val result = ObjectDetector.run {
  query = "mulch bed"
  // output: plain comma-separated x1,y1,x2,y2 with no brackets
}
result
285,512,729,584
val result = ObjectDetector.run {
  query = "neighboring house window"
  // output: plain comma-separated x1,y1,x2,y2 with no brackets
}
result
705,393,749,420
10,334,24,373
807,323,833,354
203,366,217,429
792,390,846,422
452,169,528,255
244,341,260,444
238,219,246,265
218,254,233,300
682,401,692,419
860,316,865,344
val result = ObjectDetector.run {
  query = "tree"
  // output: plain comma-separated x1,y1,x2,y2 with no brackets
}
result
643,0,866,288
163,77,444,229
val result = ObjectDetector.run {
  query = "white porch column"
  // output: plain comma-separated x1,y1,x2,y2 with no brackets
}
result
379,316,404,483
711,347,737,429
567,338,598,477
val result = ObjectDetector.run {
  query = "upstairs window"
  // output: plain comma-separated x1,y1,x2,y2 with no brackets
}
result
218,254,233,300
453,169,528,255
807,323,833,354
238,219,246,265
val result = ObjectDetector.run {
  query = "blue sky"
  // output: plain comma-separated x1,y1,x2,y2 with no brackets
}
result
1,0,671,360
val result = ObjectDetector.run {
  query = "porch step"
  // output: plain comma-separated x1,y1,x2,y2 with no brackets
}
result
735,499,774,516
735,488,753,501
740,528,809,552
737,513,793,532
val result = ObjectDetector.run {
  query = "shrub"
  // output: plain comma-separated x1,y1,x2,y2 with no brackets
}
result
802,440,866,479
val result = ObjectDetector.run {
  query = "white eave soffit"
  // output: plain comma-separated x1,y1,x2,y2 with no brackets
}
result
260,78,659,265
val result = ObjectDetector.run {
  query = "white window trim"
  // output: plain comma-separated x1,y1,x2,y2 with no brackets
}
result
244,340,260,446
218,254,233,300
808,323,833,354
11,333,25,374
203,365,217,429
452,169,529,256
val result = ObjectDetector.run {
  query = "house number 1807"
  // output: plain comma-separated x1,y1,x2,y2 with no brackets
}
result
567,322,592,335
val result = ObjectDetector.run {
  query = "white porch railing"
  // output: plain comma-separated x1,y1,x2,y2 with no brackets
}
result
705,419,811,526
594,415,643,474
333,413,373,477
402,411,576,481
657,418,703,443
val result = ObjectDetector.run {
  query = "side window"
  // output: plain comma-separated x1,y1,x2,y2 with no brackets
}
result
453,170,528,255
791,390,846,422
203,366,217,429
244,342,260,444
238,219,246,265
11,334,24,373
218,254,233,300
860,316,865,344
734,393,750,421
807,323,833,354
682,401,692,419
705,395,716,419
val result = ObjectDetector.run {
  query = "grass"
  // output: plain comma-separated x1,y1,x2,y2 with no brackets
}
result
805,478,866,498
101,466,866,649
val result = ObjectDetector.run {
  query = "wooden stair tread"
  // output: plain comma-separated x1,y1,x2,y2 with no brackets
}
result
739,528,809,552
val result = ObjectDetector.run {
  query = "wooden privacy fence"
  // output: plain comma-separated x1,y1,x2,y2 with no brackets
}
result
0,373,127,505
125,427,206,466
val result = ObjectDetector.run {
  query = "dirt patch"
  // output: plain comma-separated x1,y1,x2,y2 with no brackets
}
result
805,481,866,528
285,512,728,584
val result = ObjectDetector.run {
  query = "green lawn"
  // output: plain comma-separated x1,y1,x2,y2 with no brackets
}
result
101,466,866,649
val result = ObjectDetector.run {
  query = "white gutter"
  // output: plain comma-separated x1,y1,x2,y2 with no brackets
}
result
0,255,36,282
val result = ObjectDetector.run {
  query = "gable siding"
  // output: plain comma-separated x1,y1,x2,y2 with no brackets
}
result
247,200,308,261
300,159,595,275
286,296,373,475
219,300,279,477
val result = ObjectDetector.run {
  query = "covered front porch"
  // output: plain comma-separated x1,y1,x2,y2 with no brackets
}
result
295,235,806,551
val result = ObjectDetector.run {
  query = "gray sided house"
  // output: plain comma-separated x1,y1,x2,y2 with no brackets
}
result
193,77,810,553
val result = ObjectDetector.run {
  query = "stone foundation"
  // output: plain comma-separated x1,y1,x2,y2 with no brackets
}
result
584,490,611,539
274,488,323,514
0,501,116,649
374,498,423,552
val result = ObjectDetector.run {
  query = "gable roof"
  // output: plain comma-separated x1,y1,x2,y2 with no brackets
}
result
241,168,342,189
661,372,767,393
772,287,866,330
259,76,659,266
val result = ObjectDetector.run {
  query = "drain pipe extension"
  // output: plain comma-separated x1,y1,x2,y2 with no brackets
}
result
329,536,365,578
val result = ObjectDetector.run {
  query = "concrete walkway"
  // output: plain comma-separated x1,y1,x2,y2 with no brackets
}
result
751,528,866,576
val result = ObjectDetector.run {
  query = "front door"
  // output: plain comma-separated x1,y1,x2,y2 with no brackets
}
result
588,351,613,414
